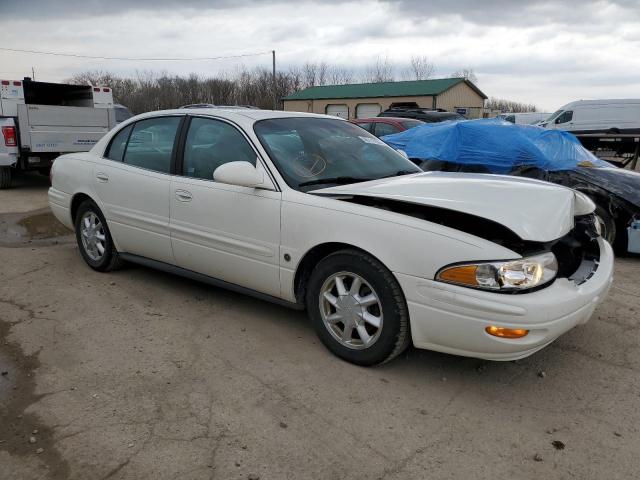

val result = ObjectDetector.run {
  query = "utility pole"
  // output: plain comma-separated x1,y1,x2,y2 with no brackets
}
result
31,66,35,80
272,50,277,110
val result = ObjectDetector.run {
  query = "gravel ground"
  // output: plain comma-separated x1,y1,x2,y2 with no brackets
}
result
1,172,639,479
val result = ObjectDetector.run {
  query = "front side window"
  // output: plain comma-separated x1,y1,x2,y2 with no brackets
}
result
556,111,573,124
123,116,181,173
183,117,256,180
400,119,423,130
254,117,421,192
374,122,401,137
106,124,133,161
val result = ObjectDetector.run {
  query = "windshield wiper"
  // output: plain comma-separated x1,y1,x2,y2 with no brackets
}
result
298,176,373,188
381,169,420,178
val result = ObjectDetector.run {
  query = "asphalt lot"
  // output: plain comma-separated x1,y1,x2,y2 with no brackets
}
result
1,172,639,480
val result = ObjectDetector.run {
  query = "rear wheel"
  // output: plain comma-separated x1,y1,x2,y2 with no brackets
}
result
0,167,12,189
74,200,123,272
305,249,410,366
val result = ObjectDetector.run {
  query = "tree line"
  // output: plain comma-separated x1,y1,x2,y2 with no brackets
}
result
68,57,537,115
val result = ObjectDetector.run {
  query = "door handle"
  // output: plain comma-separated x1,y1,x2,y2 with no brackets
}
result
175,189,192,202
96,172,109,183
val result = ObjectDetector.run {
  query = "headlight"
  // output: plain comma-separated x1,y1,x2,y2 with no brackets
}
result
436,252,558,292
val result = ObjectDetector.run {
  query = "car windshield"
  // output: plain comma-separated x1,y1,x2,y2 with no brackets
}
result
545,109,563,122
254,117,421,191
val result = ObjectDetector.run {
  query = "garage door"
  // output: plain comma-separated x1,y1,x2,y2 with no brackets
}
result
356,103,382,119
326,104,349,119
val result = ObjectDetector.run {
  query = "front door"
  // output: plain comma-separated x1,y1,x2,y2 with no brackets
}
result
169,116,281,297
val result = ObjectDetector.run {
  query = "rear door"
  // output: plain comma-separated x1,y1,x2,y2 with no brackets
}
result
93,115,183,264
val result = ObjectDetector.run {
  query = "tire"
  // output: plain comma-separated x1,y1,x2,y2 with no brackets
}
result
593,202,616,245
305,249,410,366
0,167,12,189
74,199,124,272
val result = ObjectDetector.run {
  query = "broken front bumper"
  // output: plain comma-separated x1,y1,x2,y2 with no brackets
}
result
396,238,614,361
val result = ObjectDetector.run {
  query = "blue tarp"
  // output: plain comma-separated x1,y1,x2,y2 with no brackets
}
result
382,118,612,173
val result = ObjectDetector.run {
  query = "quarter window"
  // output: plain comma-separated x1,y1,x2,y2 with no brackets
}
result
183,117,256,181
122,116,181,173
106,124,133,162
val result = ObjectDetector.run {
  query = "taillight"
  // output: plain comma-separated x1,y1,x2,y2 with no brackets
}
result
1,80,9,86
13,81,21,86
103,88,110,92
93,87,100,92
2,126,17,147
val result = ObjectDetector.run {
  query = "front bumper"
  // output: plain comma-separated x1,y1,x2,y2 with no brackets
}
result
396,238,614,361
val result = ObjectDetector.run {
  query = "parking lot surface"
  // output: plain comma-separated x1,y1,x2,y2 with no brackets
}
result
1,173,639,479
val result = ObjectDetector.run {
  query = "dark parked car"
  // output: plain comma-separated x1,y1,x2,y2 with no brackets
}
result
378,107,465,122
351,117,424,137
382,118,640,252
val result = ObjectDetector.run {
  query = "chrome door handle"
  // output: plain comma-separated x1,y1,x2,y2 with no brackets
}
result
175,189,192,202
96,172,109,182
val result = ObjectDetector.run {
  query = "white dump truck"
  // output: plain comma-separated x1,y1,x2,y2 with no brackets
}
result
0,78,119,189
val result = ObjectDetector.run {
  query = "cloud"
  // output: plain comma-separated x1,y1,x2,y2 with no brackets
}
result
0,0,638,111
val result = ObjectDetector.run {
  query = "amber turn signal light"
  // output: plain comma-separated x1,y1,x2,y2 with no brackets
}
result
438,265,478,286
485,326,529,339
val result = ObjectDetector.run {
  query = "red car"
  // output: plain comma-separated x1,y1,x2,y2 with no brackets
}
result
351,117,424,137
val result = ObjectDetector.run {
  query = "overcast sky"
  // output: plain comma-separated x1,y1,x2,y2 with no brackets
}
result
1,0,639,110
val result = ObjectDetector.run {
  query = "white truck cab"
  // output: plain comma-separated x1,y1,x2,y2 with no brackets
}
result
541,99,640,134
0,78,119,188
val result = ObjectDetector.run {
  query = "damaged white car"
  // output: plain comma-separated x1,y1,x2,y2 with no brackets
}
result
48,110,614,365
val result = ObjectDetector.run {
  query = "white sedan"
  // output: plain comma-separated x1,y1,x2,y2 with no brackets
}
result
48,109,614,365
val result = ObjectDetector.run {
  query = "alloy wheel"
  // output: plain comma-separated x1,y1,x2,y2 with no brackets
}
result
319,271,384,350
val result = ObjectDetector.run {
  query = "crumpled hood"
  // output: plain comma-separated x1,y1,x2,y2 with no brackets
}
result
313,172,594,242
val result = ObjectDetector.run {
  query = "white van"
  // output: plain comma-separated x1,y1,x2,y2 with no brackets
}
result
497,112,550,125
541,99,640,134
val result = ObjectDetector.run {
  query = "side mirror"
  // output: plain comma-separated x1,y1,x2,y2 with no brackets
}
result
213,161,264,188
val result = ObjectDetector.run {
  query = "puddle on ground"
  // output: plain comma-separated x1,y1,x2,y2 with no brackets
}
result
0,308,71,477
0,209,73,246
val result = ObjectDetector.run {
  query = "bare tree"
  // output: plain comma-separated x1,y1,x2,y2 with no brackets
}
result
404,55,435,80
327,66,354,85
450,68,478,84
363,56,394,83
485,97,538,113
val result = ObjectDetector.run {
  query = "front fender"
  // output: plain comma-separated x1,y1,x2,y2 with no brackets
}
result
279,195,519,302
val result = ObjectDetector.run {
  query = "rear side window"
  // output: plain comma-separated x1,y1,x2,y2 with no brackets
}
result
106,124,133,161
123,117,181,173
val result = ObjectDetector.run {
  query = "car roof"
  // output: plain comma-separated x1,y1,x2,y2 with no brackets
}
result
131,108,339,123
354,117,419,123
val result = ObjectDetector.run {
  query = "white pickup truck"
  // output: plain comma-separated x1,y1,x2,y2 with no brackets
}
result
0,78,120,189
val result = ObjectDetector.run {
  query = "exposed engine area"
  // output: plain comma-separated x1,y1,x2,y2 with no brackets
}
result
340,195,601,283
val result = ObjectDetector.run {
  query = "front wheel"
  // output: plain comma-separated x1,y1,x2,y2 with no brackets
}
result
305,249,410,366
593,203,616,245
74,200,123,272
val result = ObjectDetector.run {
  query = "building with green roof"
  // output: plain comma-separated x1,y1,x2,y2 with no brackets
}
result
282,77,487,120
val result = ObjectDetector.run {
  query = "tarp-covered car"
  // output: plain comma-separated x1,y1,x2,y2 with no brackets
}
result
383,119,640,252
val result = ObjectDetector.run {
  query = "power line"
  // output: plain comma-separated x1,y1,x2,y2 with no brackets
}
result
0,47,272,62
